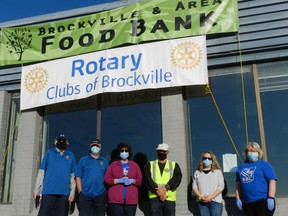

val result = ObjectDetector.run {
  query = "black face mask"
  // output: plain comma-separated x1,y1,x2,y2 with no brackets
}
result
56,141,67,150
157,152,167,161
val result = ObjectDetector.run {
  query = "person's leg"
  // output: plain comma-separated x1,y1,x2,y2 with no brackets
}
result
150,198,163,216
55,195,69,216
254,199,276,216
243,201,256,216
78,193,94,216
163,200,176,216
210,201,223,216
109,203,125,216
92,191,107,216
197,202,211,216
38,195,57,216
125,204,137,216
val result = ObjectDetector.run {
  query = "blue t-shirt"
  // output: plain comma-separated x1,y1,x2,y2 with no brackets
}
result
40,147,76,195
120,162,130,199
75,155,109,197
236,159,277,202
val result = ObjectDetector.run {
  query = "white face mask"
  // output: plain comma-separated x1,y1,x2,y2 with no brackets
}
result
203,159,212,167
91,146,100,154
247,151,258,161
120,152,129,160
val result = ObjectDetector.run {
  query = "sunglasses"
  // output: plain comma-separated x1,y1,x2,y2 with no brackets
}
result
120,149,129,152
202,157,212,161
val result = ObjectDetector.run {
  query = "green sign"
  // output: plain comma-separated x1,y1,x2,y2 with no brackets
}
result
0,0,239,67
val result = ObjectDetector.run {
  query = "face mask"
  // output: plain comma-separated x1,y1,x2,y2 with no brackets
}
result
247,151,258,161
203,159,212,167
157,152,167,161
120,152,129,160
56,142,67,150
91,146,100,154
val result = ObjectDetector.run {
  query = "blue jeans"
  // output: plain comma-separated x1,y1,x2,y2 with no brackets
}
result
150,198,176,216
198,201,223,216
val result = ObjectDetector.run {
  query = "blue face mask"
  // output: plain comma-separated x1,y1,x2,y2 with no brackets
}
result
91,146,100,154
203,159,212,167
247,151,258,161
120,152,129,160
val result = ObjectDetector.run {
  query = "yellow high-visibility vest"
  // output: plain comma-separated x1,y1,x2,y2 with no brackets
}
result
148,160,177,201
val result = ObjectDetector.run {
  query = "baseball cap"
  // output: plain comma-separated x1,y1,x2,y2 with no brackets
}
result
156,143,169,151
55,134,68,142
90,139,101,147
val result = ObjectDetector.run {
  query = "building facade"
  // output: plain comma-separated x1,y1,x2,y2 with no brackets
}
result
1,0,288,215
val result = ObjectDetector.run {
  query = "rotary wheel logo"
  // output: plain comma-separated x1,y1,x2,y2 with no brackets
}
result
25,67,49,93
170,41,203,70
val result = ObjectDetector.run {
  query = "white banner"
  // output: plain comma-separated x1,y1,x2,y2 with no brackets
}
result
21,36,208,110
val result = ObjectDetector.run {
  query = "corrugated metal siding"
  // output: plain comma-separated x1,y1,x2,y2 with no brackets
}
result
207,0,288,67
0,0,287,90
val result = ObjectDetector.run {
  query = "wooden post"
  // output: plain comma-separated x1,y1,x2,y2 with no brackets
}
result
252,64,267,160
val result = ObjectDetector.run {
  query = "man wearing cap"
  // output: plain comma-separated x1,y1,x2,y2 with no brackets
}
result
75,139,109,216
145,143,182,216
33,134,77,216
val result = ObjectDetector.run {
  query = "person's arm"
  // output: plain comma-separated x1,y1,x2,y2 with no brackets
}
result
165,163,182,191
75,176,82,193
33,169,44,198
235,181,241,199
132,162,143,187
192,171,204,201
268,179,276,198
68,173,76,202
144,162,158,194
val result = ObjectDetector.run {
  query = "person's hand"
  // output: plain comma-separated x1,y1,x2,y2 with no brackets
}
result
236,198,242,210
202,195,213,203
124,178,134,186
267,197,275,211
160,193,167,202
68,195,75,202
156,187,166,197
116,177,126,184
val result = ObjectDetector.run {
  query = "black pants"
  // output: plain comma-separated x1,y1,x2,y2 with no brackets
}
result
38,194,69,216
78,191,107,216
243,198,275,216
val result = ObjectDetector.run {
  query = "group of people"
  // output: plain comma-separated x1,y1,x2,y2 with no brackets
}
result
192,142,277,216
33,135,182,216
33,134,277,216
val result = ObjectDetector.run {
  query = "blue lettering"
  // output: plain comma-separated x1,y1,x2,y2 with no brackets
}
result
46,86,55,99
71,59,85,77
102,75,110,87
86,61,97,74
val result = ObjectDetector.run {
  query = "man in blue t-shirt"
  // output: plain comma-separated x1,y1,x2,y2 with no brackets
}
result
75,139,109,216
34,134,76,216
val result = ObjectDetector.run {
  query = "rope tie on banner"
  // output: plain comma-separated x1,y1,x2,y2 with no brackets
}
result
0,112,21,172
237,32,249,145
205,84,241,160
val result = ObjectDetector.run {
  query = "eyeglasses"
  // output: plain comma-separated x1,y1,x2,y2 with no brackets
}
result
120,149,129,152
202,157,212,161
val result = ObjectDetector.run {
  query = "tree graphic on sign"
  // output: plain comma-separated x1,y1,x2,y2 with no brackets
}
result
6,28,32,61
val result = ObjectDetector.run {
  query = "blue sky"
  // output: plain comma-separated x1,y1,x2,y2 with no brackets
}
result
0,0,119,23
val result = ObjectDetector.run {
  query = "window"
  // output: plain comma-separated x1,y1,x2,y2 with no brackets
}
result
1,93,20,203
186,66,260,196
44,90,161,163
258,61,288,195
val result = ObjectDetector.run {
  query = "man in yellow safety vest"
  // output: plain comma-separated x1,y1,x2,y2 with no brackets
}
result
145,143,182,216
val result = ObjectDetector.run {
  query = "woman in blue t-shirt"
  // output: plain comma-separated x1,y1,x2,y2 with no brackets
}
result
236,142,277,216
